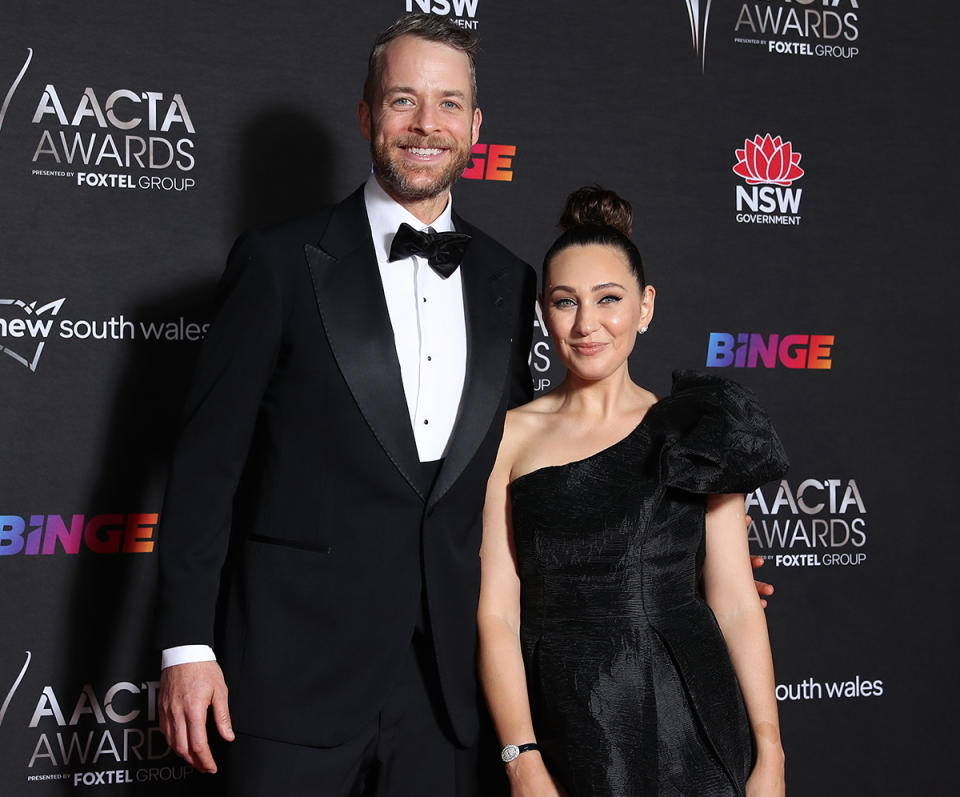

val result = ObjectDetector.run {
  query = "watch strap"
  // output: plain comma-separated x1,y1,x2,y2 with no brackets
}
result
500,742,540,763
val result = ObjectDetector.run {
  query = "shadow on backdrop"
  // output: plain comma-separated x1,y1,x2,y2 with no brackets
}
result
68,279,215,666
235,106,341,231
62,110,340,795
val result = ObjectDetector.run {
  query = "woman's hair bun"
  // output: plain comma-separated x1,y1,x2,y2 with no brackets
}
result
558,185,633,237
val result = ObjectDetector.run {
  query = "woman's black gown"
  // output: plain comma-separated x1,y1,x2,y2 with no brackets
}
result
510,371,789,797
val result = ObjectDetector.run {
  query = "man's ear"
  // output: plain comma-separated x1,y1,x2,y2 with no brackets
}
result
471,107,482,146
358,100,372,142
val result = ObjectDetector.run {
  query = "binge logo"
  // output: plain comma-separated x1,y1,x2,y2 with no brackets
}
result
0,298,66,371
406,0,479,29
733,134,804,225
462,143,515,181
0,514,159,555
706,333,833,369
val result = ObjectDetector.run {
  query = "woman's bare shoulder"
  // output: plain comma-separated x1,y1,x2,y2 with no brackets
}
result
505,394,561,434
497,396,562,469
498,396,555,454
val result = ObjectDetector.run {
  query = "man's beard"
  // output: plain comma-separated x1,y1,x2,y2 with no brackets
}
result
371,134,471,201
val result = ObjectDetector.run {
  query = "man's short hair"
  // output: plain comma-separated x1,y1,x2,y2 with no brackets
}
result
363,13,479,109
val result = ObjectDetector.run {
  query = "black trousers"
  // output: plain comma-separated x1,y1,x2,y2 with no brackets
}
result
220,631,480,797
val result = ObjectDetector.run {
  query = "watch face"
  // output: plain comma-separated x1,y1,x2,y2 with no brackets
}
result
501,744,520,763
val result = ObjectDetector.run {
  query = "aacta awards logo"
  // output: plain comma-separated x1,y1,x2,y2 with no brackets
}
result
733,133,804,225
31,81,197,192
1,652,193,786
529,301,555,395
405,0,479,30
733,0,860,61
747,477,868,568
3,49,198,192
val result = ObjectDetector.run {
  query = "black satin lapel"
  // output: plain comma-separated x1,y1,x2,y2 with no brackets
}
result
304,207,423,499
429,243,513,507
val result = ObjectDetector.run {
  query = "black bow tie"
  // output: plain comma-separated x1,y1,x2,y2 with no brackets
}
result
388,222,472,279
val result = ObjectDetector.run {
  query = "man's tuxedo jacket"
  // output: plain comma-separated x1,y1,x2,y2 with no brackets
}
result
157,186,536,748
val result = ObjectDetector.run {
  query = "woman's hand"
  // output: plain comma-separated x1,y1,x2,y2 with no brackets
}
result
506,752,566,797
745,748,785,797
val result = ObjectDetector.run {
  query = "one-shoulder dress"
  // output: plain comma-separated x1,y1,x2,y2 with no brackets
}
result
509,371,789,797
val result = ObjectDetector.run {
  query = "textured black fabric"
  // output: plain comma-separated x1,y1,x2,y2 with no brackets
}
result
510,371,789,796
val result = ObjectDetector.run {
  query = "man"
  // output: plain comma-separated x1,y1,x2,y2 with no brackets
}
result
157,14,536,796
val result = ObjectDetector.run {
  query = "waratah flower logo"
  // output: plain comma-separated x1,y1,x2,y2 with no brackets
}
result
732,134,805,186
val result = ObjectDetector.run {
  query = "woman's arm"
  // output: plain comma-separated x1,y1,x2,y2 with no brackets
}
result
703,493,785,797
478,416,563,797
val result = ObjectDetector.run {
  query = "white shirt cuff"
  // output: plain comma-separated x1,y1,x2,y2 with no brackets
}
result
161,644,217,669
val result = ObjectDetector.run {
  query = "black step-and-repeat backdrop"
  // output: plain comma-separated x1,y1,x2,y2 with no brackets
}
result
1,2,956,794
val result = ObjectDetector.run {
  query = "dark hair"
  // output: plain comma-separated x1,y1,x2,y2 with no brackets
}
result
363,14,479,109
542,186,646,293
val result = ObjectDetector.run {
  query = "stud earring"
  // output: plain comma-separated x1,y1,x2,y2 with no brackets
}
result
639,326,649,335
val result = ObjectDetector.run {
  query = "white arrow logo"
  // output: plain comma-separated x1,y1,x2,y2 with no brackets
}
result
0,651,32,728
0,298,67,372
683,1,712,72
1,48,32,133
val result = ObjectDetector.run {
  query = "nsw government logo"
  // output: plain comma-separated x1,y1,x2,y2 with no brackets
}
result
405,0,479,30
733,134,804,225
0,298,65,372
1,295,210,374
776,673,883,702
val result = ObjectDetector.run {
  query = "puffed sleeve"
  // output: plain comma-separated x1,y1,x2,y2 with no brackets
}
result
658,370,789,494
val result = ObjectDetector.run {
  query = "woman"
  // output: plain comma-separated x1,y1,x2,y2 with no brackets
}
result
478,187,788,797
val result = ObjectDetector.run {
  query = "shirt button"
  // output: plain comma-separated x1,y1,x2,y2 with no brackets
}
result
423,297,427,303
426,355,432,361
423,419,429,425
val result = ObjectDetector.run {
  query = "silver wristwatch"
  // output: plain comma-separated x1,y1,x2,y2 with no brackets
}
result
500,742,540,763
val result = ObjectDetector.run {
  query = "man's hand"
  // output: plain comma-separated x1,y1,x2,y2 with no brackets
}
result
751,556,774,608
746,515,774,608
158,660,234,773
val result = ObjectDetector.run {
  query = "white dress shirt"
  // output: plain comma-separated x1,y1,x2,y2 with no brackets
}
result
363,176,468,461
162,178,469,669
